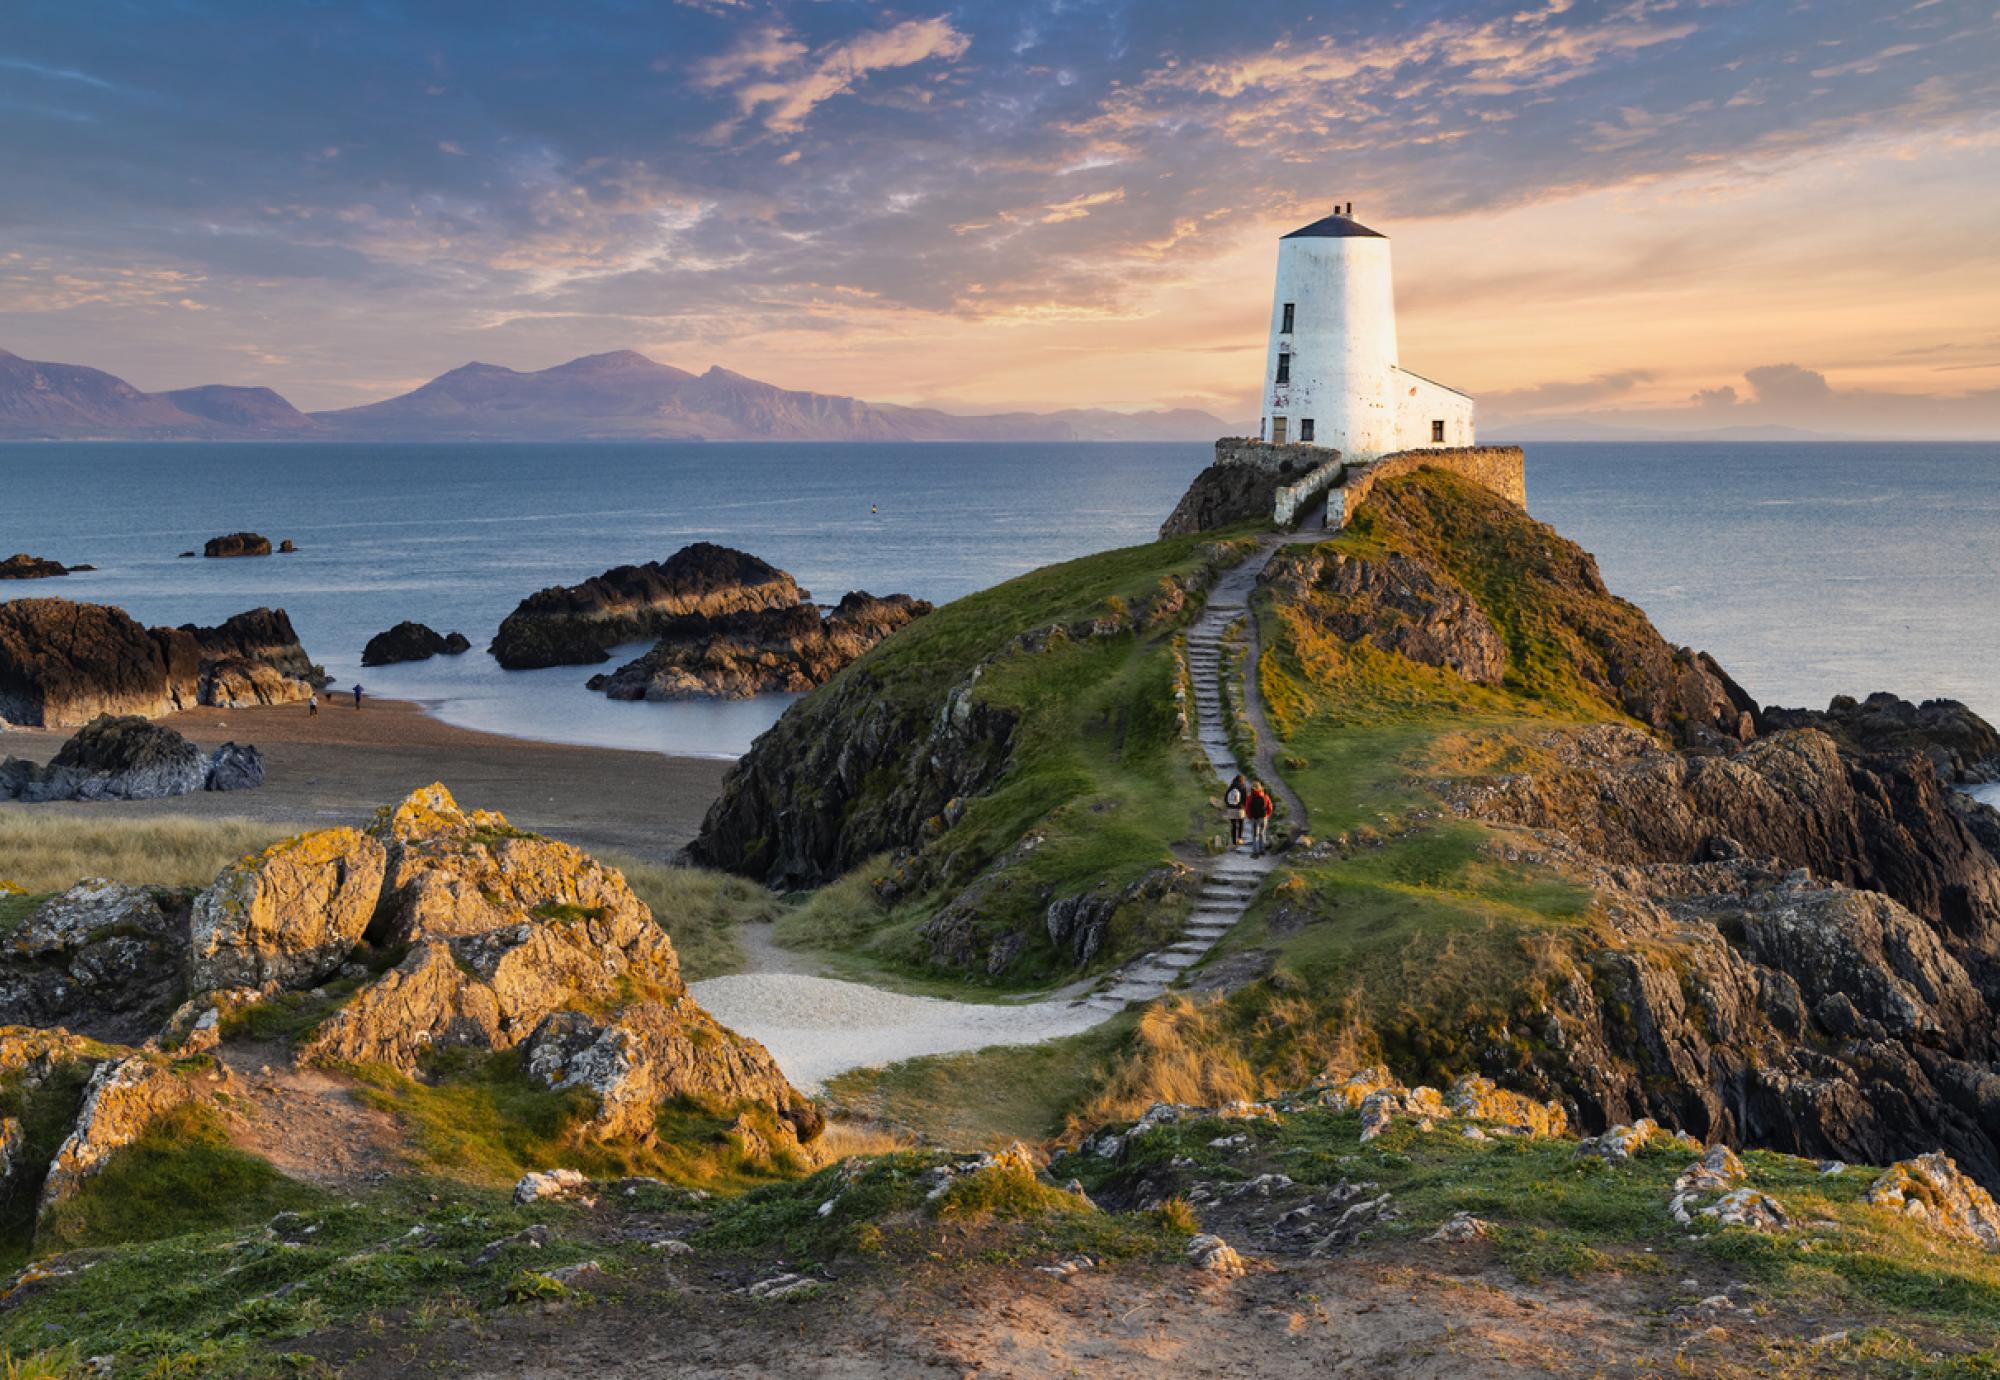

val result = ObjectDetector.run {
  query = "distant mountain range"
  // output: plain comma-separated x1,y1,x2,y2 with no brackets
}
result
0,347,1229,443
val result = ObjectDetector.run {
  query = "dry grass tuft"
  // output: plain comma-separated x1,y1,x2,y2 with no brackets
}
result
0,810,281,895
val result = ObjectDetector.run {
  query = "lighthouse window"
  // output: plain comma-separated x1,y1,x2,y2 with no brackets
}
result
1275,352,1291,385
1271,417,1288,445
1281,303,1295,334
1300,419,1315,442
1431,419,1446,443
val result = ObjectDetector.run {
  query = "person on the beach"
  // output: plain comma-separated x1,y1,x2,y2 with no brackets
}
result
307,691,318,717
352,683,364,710
1246,780,1272,856
1223,774,1247,847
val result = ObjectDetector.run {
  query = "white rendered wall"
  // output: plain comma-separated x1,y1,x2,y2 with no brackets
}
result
1260,228,1476,460
1392,369,1476,448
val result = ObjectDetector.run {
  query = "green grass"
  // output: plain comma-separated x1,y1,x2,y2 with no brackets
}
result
760,529,1261,989
347,1048,809,1194
37,1105,324,1256
824,1016,1139,1147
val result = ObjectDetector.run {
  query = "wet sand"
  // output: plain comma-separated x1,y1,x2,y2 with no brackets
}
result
0,697,732,860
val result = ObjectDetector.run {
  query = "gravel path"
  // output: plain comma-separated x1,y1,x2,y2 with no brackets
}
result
696,531,1318,1091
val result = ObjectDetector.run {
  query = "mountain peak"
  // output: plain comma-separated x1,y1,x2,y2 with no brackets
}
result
565,349,662,369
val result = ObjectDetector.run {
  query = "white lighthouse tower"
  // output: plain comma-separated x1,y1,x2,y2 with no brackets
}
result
1259,205,1473,459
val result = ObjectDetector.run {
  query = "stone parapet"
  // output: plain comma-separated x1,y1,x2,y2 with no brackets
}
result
1330,446,1526,527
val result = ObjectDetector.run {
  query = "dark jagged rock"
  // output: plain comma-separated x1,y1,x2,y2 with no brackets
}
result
490,542,804,669
586,591,931,700
1159,462,1295,539
361,621,473,667
1454,722,2000,936
0,555,70,580
0,881,191,1043
278,539,296,554
1763,692,2000,785
0,715,265,801
0,599,317,728
202,532,272,558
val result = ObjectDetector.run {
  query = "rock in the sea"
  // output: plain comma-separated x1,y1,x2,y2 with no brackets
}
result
202,532,272,558
0,882,189,1042
489,542,805,669
0,599,319,728
278,539,296,554
585,591,931,701
0,715,266,802
187,828,388,992
296,785,822,1153
0,554,70,580
361,621,473,666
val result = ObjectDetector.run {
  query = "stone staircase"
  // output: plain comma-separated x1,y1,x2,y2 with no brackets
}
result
1079,544,1286,1013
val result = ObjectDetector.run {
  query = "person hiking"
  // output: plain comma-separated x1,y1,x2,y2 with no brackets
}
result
1245,780,1273,856
352,683,364,710
307,691,318,718
1223,774,1248,847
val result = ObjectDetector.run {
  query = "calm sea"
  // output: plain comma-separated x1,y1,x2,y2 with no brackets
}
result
2,441,1995,765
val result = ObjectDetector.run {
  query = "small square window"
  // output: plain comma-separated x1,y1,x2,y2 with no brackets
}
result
1431,419,1446,443
1271,417,1288,445
1300,419,1315,443
1275,353,1291,385
1280,303,1295,334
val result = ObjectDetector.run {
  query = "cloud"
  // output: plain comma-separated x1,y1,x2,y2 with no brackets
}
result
715,17,969,136
1482,369,1654,412
1040,189,1124,223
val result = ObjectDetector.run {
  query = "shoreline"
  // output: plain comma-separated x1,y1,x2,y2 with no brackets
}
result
0,696,733,862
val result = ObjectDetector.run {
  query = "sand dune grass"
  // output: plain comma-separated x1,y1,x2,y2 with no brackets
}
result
0,810,281,896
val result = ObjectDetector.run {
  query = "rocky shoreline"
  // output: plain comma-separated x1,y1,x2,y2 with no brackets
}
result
1,713,262,802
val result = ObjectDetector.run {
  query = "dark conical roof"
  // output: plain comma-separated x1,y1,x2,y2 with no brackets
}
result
1282,212,1386,240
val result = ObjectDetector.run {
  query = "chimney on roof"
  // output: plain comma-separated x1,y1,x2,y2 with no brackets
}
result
1345,201,1353,215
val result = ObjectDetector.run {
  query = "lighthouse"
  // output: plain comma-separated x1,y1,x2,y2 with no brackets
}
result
1259,205,1473,460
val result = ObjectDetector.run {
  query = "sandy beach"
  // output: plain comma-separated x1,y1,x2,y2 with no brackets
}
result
0,697,732,860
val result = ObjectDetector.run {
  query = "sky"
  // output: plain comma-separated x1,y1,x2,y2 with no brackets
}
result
3,0,1998,437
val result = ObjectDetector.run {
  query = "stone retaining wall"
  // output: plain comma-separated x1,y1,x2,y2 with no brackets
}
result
1273,460,1346,529
1329,446,1526,527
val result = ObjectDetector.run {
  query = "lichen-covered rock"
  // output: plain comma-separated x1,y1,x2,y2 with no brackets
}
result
299,786,821,1156
0,884,188,1043
1426,1211,1490,1243
1185,1232,1246,1276
188,828,388,991
1445,1075,1569,1138
1578,1119,1687,1164
513,1167,592,1206
38,1056,199,1216
1699,1188,1789,1232
520,1005,822,1149
1867,1153,2000,1250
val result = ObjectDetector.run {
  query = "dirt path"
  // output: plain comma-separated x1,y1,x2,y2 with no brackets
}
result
213,1040,408,1188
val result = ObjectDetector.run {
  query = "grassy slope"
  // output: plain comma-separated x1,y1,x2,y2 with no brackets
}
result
772,527,1262,988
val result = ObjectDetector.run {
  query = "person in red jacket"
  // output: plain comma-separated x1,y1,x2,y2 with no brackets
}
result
1245,780,1273,856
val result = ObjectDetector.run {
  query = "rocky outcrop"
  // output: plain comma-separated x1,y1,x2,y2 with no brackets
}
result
0,599,319,728
202,532,272,558
1867,1153,2000,1250
187,829,388,991
1764,692,2000,785
1160,461,1297,539
0,715,264,801
0,883,190,1043
0,555,73,580
1455,723,2000,935
490,543,804,669
1269,549,1506,685
38,1055,199,1217
290,785,820,1151
361,622,472,666
586,592,931,701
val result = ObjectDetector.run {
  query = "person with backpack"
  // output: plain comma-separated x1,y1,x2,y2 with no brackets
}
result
1223,774,1248,847
1245,780,1274,856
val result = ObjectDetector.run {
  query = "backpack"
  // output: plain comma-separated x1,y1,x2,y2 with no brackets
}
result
1224,785,1245,808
